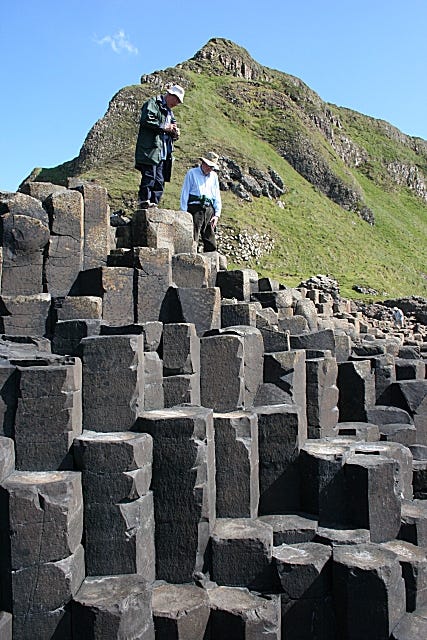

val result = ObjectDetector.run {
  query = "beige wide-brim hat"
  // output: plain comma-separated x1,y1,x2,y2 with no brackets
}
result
200,151,220,170
167,84,185,103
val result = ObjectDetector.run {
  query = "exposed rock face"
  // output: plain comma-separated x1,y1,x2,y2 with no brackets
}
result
387,162,427,202
278,132,375,224
218,157,286,201
190,37,270,81
70,86,146,175
309,109,369,168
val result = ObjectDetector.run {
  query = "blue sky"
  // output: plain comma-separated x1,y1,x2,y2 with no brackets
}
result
1,0,426,192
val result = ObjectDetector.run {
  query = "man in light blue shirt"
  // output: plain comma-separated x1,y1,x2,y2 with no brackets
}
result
180,151,222,252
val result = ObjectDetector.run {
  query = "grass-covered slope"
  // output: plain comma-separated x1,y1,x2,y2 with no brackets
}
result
28,39,427,300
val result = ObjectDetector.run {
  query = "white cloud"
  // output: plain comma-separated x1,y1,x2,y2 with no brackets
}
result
94,30,138,55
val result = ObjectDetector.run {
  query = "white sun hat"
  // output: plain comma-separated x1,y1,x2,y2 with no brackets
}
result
167,84,185,103
200,151,220,170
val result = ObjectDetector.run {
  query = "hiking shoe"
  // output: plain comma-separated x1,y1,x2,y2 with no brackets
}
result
137,200,150,209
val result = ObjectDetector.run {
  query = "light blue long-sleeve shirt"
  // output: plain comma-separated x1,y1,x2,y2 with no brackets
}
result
180,166,222,216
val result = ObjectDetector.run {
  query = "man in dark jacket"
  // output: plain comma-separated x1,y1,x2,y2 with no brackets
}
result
135,84,184,208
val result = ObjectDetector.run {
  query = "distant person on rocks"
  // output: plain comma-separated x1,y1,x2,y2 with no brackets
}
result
393,306,405,329
135,84,184,209
180,151,222,252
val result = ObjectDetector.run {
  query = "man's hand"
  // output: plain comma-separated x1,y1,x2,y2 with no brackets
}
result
210,215,219,230
165,123,180,139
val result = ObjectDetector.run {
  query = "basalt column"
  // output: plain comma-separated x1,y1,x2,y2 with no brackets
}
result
133,406,215,583
73,430,155,580
0,471,85,639
79,334,144,432
14,358,82,471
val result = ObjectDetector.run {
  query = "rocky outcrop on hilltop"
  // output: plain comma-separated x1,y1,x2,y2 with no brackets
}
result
188,37,270,81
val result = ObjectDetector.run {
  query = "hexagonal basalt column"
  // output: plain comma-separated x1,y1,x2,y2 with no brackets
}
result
73,430,154,580
14,359,82,470
299,440,349,527
255,404,304,515
0,470,84,638
344,453,401,543
381,539,427,612
333,544,406,640
210,518,273,591
273,542,335,640
152,583,209,639
134,406,215,583
79,334,144,432
213,411,259,518
72,574,154,640
207,586,281,639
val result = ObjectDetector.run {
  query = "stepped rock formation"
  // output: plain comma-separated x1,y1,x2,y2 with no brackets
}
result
0,183,426,638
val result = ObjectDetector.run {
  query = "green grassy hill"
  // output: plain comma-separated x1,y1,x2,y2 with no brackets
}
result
27,38,427,300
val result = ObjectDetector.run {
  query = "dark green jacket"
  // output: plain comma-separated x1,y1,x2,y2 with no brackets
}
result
135,95,176,167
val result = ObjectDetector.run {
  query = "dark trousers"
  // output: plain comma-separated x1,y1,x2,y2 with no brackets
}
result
188,203,217,252
138,161,164,204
